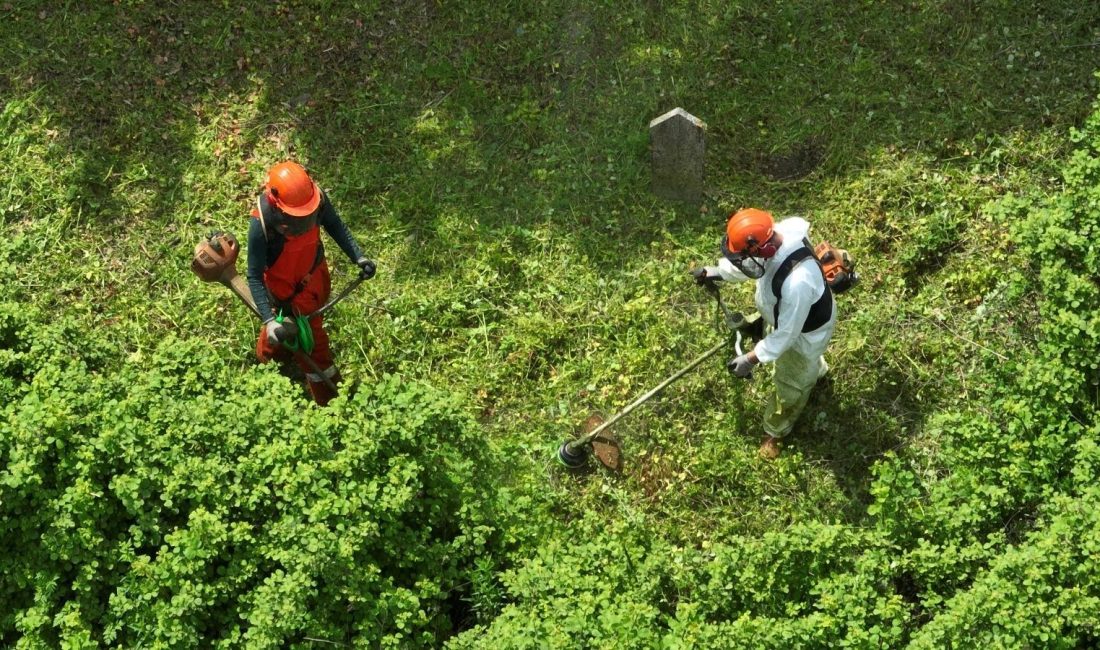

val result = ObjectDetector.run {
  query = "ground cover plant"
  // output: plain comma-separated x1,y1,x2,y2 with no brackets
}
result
2,0,1099,647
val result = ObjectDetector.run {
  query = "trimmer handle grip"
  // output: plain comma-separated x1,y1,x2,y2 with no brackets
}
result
733,331,753,381
275,317,299,342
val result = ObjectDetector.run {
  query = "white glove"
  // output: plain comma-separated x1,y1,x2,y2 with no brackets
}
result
727,353,756,378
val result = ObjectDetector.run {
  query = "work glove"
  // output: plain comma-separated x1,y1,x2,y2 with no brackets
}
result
692,267,720,287
265,320,289,346
356,257,377,280
727,353,756,378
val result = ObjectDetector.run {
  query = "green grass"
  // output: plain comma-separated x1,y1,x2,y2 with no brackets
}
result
3,0,1100,643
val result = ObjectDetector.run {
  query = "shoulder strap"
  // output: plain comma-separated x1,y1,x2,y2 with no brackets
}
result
771,242,833,333
771,247,814,300
255,195,269,242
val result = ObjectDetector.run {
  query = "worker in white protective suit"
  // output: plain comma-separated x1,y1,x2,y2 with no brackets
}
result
693,208,837,459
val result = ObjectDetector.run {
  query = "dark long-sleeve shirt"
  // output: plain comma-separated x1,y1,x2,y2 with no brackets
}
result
246,195,365,323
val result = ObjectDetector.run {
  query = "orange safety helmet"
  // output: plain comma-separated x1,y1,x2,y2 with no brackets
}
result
265,161,321,217
724,208,777,258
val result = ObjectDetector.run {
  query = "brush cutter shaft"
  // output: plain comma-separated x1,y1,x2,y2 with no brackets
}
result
568,339,728,451
221,275,338,395
291,346,339,395
272,274,366,348
225,273,261,318
305,274,367,321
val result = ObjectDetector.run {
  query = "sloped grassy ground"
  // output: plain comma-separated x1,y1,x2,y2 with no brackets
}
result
2,1,1099,646
448,96,1100,648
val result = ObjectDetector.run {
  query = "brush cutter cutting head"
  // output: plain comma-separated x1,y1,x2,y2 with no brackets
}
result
556,413,622,472
556,440,590,469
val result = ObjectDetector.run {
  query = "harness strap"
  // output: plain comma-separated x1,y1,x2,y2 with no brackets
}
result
771,241,833,333
255,195,269,242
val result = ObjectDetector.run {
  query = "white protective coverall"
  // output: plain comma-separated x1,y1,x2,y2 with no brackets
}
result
713,217,837,437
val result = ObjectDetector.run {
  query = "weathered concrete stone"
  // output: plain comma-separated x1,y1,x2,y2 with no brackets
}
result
649,108,706,204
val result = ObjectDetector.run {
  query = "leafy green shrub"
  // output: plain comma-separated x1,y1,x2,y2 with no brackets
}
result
910,488,1100,649
0,312,496,648
865,89,1100,637
448,516,910,649
448,515,669,650
3,5,1100,647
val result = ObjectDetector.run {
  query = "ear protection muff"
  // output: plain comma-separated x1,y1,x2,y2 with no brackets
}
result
745,235,778,259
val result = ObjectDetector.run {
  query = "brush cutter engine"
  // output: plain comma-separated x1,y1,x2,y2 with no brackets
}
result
814,241,859,294
191,231,240,284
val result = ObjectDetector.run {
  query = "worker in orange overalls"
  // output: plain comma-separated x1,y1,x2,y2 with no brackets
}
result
246,161,375,405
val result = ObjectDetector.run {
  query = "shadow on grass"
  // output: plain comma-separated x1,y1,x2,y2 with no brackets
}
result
793,366,928,521
6,1,1098,259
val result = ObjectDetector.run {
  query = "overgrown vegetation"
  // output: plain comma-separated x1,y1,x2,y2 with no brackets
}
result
0,305,495,646
2,1,1099,647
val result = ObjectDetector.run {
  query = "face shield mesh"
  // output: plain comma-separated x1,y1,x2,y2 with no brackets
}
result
734,256,767,279
271,209,318,236
721,235,767,279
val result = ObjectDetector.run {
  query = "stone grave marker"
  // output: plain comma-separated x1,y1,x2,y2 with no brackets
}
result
649,107,706,204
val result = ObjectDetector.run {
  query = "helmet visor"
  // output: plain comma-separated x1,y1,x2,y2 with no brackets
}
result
271,209,318,237
721,235,767,279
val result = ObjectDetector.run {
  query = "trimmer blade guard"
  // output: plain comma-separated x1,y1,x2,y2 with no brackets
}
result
580,412,621,472
590,432,621,472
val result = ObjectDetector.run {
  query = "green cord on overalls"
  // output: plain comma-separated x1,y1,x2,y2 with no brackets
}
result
276,312,315,354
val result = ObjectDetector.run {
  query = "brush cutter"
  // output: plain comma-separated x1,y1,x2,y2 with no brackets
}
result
556,280,757,470
190,231,363,397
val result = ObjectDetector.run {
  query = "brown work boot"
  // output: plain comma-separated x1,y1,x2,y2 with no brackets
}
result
758,435,781,460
